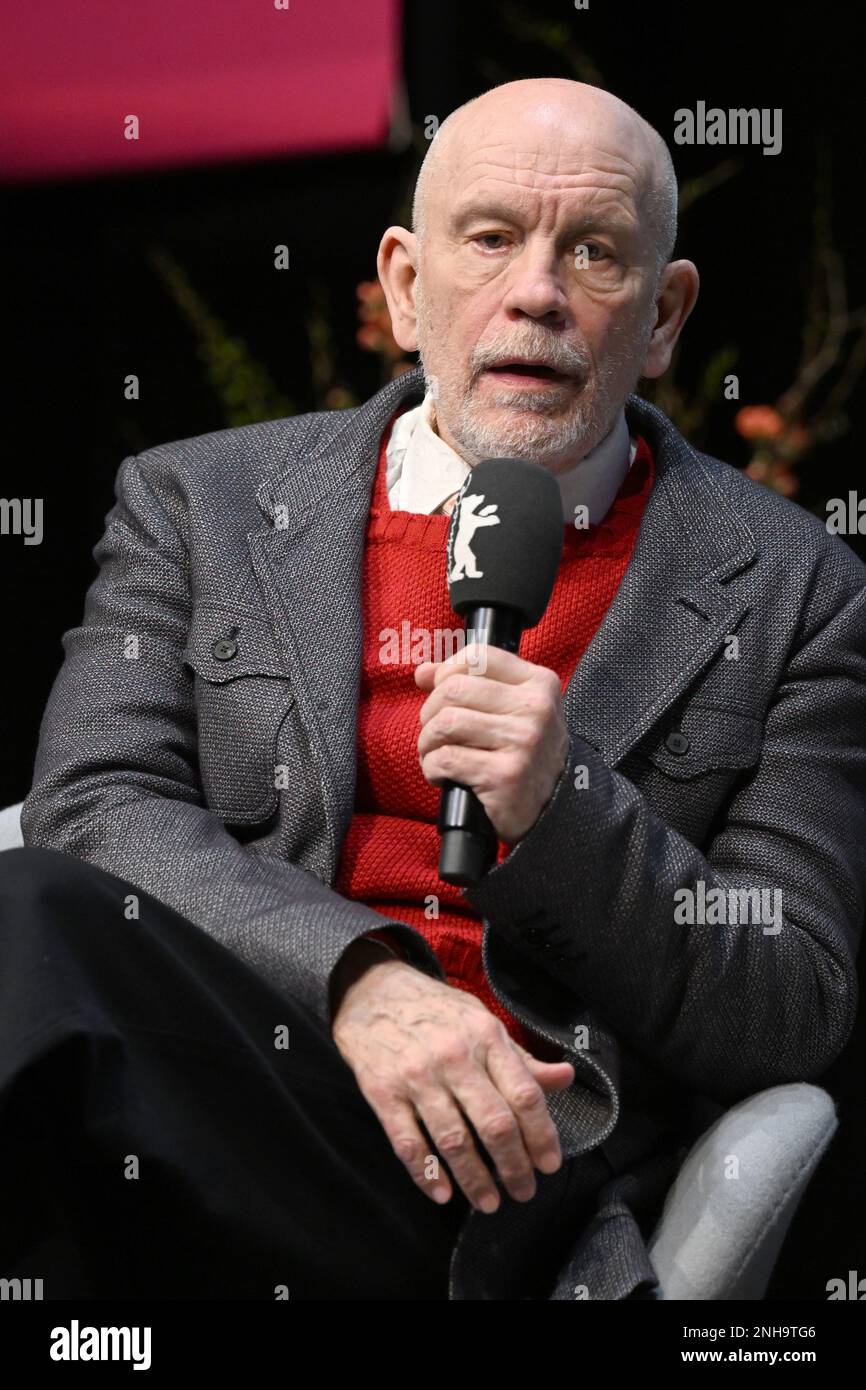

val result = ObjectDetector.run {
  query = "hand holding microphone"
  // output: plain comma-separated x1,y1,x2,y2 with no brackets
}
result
414,457,569,885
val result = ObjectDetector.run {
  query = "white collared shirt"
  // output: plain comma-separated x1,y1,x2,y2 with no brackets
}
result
386,389,637,522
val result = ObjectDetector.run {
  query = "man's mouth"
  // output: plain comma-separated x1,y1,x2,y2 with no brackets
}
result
483,360,573,384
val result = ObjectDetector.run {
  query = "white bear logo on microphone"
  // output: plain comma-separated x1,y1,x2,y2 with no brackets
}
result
447,491,501,582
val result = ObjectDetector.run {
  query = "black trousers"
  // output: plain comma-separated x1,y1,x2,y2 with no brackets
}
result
0,845,473,1300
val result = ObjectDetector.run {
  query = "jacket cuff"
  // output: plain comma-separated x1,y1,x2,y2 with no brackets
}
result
459,730,588,935
362,928,407,960
362,925,448,982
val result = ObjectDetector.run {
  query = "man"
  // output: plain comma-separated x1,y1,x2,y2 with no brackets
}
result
3,77,866,1300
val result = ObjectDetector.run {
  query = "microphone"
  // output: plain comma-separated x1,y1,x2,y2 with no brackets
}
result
437,456,563,886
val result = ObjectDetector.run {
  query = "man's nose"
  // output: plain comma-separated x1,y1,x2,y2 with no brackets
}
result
500,247,570,322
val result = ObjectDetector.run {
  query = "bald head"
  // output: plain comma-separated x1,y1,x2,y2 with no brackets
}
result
412,78,678,282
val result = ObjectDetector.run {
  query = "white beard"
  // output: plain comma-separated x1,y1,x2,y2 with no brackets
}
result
415,280,653,470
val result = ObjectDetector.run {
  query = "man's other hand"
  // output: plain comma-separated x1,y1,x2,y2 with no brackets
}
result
331,955,575,1213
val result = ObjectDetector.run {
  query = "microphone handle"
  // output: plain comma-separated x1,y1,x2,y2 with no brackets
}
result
437,606,524,886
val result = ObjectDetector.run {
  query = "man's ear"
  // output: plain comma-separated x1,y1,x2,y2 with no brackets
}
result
376,226,420,353
641,260,700,379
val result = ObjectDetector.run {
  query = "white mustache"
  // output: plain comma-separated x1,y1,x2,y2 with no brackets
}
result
472,345,590,377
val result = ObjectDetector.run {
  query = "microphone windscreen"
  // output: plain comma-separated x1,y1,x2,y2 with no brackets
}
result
446,457,563,627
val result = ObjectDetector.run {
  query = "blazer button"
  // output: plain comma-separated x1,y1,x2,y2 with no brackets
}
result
212,636,238,661
665,730,690,755
525,927,545,945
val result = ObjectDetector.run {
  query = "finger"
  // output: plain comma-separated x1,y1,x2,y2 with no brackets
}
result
444,1065,540,1204
419,742,504,792
430,643,537,687
412,1087,503,1213
413,662,438,692
418,671,520,729
419,667,560,734
417,706,518,758
367,1091,456,1206
484,1038,568,1177
517,1052,577,1093
413,646,495,686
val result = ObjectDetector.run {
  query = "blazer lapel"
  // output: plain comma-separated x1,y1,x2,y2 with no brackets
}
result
564,392,758,766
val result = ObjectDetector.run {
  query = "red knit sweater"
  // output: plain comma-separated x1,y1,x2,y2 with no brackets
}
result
334,405,655,1058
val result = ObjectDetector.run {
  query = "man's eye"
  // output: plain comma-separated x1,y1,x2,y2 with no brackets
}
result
474,233,508,250
575,242,606,261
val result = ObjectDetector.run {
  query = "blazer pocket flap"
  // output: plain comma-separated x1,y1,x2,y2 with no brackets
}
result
182,604,290,684
181,605,295,825
643,703,764,780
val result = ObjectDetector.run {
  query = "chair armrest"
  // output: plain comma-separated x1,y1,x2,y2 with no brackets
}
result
0,801,24,852
648,1082,838,1299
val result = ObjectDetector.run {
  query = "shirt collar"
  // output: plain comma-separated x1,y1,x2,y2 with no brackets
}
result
386,389,636,523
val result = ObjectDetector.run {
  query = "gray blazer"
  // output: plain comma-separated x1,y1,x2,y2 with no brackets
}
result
22,363,866,1299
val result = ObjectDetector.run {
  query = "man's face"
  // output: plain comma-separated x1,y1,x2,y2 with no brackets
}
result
413,123,660,472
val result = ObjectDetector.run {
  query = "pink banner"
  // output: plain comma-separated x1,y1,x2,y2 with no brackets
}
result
0,0,403,180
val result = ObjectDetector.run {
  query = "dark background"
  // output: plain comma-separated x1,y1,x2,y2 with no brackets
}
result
1,0,863,1299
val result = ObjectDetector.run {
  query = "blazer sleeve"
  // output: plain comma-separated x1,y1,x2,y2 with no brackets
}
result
462,554,866,1104
20,452,447,1027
